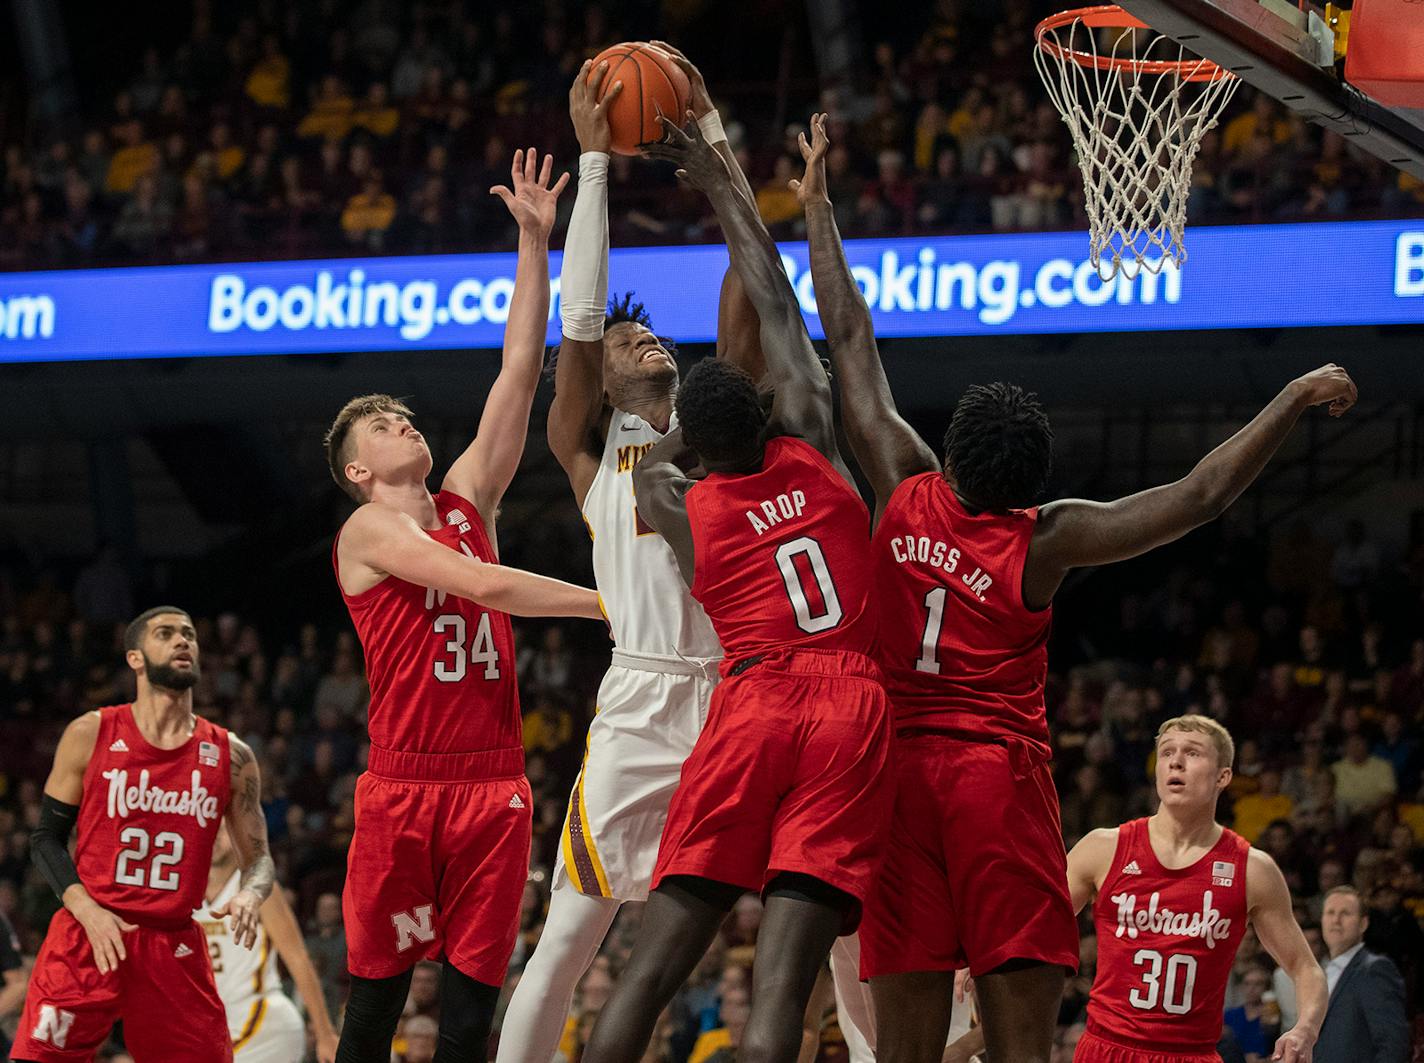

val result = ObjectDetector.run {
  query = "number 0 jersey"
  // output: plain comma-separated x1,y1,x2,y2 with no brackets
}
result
683,437,876,667
335,490,522,775
870,472,1052,756
1088,818,1251,1053
76,704,232,929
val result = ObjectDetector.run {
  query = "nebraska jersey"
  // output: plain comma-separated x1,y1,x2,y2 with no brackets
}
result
1088,818,1251,1054
336,490,521,765
76,704,231,929
583,408,720,658
871,472,1051,755
684,436,875,666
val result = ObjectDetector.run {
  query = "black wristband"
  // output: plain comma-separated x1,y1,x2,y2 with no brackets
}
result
31,795,81,900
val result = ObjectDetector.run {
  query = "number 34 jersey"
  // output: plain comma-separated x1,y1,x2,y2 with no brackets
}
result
684,437,876,666
1088,819,1251,1054
76,704,232,928
336,490,520,759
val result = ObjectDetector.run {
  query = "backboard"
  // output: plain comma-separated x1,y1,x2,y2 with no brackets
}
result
1117,0,1424,178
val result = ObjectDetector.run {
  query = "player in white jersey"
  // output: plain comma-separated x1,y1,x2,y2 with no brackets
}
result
195,826,339,1063
495,48,768,1063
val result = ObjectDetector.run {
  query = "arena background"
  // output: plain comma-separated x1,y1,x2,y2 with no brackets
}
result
0,0,1422,1060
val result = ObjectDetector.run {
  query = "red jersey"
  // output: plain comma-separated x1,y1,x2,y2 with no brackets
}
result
685,437,875,668
1088,818,1251,1054
75,705,231,929
870,472,1051,755
337,490,521,775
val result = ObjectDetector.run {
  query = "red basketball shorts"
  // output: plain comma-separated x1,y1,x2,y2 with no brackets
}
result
859,732,1079,979
13,908,230,1062
344,745,531,983
651,648,894,929
1074,1029,1221,1063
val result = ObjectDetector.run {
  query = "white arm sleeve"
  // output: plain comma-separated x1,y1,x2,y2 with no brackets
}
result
559,152,610,342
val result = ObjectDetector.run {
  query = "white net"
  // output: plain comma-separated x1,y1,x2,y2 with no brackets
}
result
1034,11,1240,280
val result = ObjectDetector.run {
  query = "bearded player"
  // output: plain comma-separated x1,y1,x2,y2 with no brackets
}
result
576,113,892,1063
497,47,770,1063
791,113,1357,1063
1066,716,1326,1063
16,606,274,1062
325,150,604,1062
194,826,340,1062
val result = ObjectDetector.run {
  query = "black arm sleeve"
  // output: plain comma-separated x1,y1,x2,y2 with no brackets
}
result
31,794,80,900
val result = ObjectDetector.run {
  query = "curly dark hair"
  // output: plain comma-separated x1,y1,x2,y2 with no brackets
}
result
942,382,1053,511
675,359,766,464
544,291,674,380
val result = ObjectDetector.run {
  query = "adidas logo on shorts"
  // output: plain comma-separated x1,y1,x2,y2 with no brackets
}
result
508,794,525,809
108,739,129,753
1122,860,1143,875
173,944,193,958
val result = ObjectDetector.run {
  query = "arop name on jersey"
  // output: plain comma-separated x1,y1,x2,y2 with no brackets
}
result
745,489,808,536
103,768,221,829
888,534,994,602
1111,889,1232,948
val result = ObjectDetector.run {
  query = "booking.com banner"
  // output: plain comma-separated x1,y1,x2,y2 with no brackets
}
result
1,220,1423,363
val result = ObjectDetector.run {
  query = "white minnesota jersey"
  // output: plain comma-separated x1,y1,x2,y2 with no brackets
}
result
582,408,720,658
194,870,284,1040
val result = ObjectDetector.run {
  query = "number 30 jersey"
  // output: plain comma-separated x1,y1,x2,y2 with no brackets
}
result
683,437,876,668
76,704,232,929
1088,819,1251,1054
870,472,1052,757
336,490,521,761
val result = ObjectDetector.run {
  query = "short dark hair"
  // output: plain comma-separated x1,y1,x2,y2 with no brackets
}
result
942,382,1053,511
125,606,193,652
323,394,414,501
675,359,766,463
543,292,664,381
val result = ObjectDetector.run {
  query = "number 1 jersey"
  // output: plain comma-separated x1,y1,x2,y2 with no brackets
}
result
76,704,231,929
683,436,876,667
336,490,521,761
1088,818,1250,1053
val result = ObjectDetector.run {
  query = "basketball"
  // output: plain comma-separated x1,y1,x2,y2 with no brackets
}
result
589,42,691,155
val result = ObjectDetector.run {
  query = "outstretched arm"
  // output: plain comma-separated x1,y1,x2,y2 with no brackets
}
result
444,148,569,536
1023,365,1357,609
1247,850,1326,1063
548,60,624,505
642,114,842,470
213,736,275,951
340,503,604,619
263,887,339,1063
794,112,937,516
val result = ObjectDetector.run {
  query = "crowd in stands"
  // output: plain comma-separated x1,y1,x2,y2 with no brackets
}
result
2,0,1423,272
0,503,1421,1059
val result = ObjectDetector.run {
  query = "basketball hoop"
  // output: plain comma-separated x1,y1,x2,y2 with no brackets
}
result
1034,5,1241,280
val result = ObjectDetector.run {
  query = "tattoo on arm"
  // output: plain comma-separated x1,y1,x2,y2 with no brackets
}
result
229,739,275,901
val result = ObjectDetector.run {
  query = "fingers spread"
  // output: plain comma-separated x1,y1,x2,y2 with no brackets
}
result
552,171,571,196
539,152,554,187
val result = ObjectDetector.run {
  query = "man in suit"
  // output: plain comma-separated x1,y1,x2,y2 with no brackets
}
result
1316,885,1410,1063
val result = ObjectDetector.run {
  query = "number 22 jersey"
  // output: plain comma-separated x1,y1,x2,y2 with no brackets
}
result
1088,818,1250,1054
336,490,521,773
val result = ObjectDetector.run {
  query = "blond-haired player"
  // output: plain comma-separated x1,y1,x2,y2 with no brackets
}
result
1064,716,1327,1063
194,828,339,1063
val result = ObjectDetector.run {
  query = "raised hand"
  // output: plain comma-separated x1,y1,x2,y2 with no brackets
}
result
1291,363,1357,417
491,148,570,239
648,41,713,118
639,111,731,196
211,887,263,950
569,59,624,155
789,112,831,207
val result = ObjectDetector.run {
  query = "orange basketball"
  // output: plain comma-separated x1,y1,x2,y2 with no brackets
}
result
589,43,691,155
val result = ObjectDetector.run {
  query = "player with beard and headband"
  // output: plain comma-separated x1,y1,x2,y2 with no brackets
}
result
789,112,1357,1063
1065,716,1326,1063
497,47,769,1063
15,606,274,1063
325,150,605,1063
194,826,340,1063
576,111,893,1063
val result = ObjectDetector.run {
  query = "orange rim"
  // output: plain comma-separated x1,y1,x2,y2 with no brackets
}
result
1035,4,1234,82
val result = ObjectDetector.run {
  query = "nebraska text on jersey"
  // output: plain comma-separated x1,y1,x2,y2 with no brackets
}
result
1111,890,1232,948
104,768,221,828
